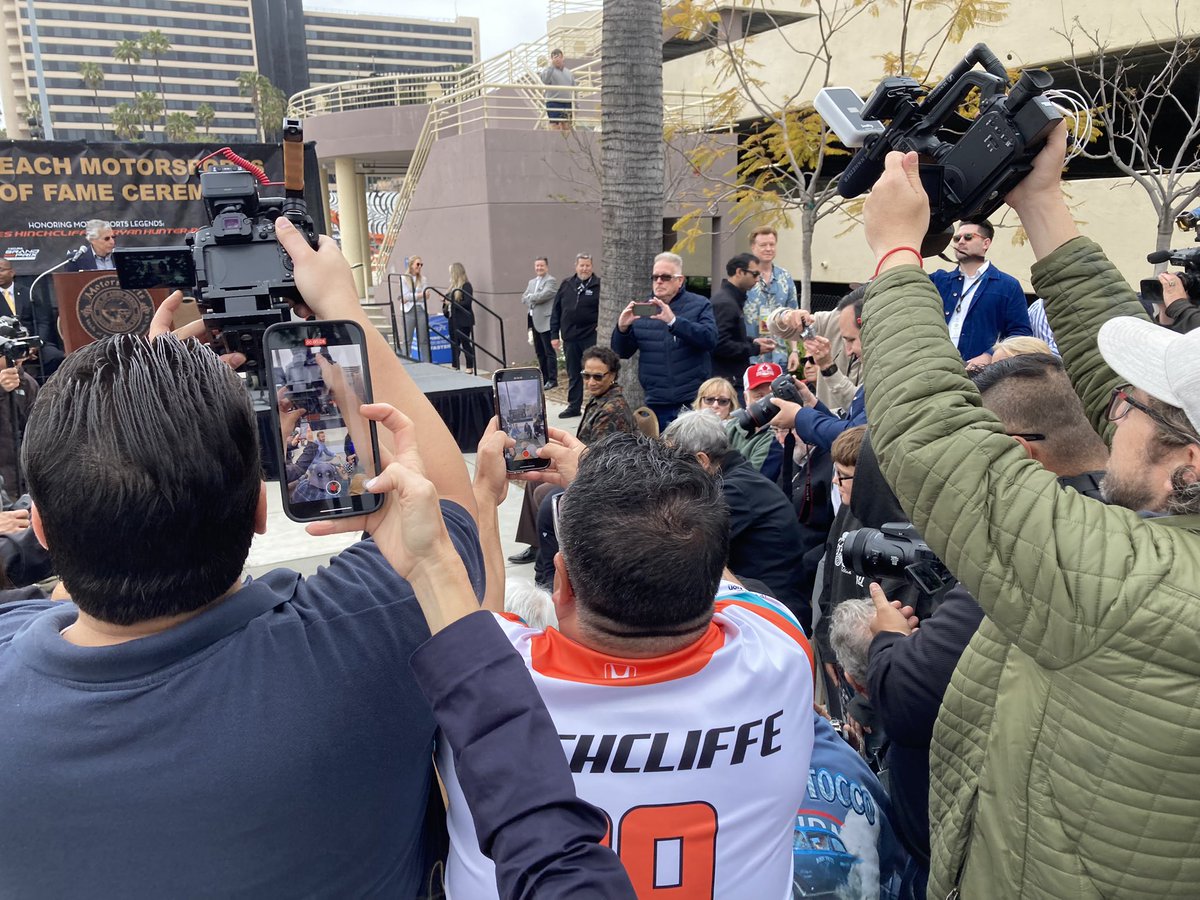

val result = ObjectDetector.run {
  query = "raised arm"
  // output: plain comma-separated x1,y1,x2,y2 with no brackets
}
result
275,218,476,517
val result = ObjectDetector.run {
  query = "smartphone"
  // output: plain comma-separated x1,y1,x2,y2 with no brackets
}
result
263,319,384,522
494,367,550,471
632,302,658,317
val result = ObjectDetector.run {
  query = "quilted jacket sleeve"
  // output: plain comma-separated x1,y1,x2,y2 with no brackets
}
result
860,253,1182,666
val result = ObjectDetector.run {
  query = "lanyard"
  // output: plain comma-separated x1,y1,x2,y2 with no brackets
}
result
948,273,984,320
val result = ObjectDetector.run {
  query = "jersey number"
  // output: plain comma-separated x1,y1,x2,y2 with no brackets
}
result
601,801,718,897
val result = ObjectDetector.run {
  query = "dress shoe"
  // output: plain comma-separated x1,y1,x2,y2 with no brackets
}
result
507,546,537,564
544,380,558,390
558,407,581,419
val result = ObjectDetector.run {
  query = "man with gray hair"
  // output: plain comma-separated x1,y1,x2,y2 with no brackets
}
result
65,219,116,272
828,596,875,693
613,252,717,430
663,410,808,623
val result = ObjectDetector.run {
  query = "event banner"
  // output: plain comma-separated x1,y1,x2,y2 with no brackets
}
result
0,140,325,276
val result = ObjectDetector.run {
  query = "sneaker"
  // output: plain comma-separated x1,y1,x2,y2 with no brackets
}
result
558,407,581,419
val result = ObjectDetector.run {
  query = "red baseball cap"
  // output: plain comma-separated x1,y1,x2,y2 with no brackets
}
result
744,362,783,391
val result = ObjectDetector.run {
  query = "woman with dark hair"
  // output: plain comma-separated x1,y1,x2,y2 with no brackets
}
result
576,345,636,443
445,262,476,371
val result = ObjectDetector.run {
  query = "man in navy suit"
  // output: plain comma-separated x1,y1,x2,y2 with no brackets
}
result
64,220,116,272
929,218,1031,368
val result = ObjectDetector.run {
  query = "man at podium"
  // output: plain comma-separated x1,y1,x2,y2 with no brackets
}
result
65,220,116,272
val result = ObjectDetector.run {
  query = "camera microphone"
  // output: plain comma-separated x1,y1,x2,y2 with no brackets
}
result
1147,249,1173,265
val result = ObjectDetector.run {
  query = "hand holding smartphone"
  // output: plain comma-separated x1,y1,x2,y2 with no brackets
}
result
494,367,551,471
632,302,658,317
265,319,385,521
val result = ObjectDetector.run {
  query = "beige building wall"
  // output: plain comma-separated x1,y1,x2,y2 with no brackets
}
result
303,12,480,85
664,1,1200,291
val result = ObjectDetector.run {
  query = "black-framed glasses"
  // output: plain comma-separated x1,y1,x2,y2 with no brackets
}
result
833,469,854,484
1107,384,1196,443
1006,432,1046,442
700,396,732,407
744,269,761,278
651,273,680,282
580,371,609,381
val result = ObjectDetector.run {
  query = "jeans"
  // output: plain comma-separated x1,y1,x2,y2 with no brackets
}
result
399,304,431,361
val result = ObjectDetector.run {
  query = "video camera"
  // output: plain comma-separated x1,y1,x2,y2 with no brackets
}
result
816,43,1063,255
0,317,43,368
1140,210,1200,304
731,372,803,432
114,118,319,392
837,522,955,596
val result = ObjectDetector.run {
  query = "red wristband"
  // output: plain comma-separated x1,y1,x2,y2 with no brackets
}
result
873,246,922,278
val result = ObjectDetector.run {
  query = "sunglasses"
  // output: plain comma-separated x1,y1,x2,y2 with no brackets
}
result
701,396,732,407
580,371,610,381
745,269,761,278
651,273,680,282
1107,384,1196,443
551,491,564,543
1006,432,1046,442
952,233,980,243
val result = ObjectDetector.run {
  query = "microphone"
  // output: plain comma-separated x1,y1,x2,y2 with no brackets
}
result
1147,249,1173,265
67,244,88,262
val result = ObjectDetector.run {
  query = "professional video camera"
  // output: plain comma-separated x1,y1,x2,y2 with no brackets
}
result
0,317,43,368
837,522,955,596
1140,209,1200,304
815,44,1063,255
731,372,803,432
114,118,318,392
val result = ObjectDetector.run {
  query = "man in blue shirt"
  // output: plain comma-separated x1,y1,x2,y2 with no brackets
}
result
929,218,1031,367
0,221,487,898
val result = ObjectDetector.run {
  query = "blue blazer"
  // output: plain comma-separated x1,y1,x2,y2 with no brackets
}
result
930,264,1031,360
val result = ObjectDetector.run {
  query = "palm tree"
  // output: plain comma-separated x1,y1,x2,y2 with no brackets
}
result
194,102,215,139
134,91,163,135
139,30,171,135
111,102,142,141
164,111,196,142
598,0,665,405
259,81,287,142
236,71,264,140
78,62,106,138
112,39,142,130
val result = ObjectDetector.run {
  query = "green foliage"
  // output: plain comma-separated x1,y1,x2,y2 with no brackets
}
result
194,102,216,137
164,111,197,142
238,71,286,141
111,103,143,141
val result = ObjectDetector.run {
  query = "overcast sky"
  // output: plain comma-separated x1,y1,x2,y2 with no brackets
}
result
305,0,548,60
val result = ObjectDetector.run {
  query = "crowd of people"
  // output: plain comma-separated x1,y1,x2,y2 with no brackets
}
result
0,120,1198,900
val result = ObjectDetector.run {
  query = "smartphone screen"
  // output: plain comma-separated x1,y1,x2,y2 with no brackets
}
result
114,246,196,290
494,367,550,471
264,319,384,522
632,302,657,317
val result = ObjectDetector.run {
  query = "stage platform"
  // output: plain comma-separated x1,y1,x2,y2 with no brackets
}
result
402,359,493,451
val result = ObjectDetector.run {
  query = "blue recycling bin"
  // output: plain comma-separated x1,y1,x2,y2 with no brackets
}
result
410,313,453,363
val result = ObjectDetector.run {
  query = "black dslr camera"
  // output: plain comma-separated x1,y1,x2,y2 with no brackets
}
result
115,118,319,391
0,317,43,368
838,522,955,596
1140,211,1200,304
731,372,803,432
818,43,1063,254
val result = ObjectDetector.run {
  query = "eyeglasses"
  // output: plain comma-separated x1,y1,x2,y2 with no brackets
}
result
651,273,680,282
833,469,854,484
551,491,564,543
700,396,732,407
1106,384,1196,443
1006,432,1046,442
413,263,423,268
745,269,761,278
580,371,609,381
952,233,980,243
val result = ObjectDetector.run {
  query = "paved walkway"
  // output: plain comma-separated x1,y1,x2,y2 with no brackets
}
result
245,391,579,583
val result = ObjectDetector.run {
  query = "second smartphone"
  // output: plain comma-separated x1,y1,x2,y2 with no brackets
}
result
494,367,551,471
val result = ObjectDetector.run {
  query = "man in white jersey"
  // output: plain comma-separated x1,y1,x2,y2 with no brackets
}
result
440,431,815,898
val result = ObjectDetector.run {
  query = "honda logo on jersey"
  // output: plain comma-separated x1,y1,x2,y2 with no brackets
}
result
604,663,638,679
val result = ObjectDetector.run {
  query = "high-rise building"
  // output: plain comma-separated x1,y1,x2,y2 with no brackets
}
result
0,0,479,142
303,9,479,85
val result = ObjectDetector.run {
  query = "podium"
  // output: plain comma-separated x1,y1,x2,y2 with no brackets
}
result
52,272,197,353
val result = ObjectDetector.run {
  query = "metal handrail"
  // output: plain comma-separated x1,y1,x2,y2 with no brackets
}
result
423,285,508,374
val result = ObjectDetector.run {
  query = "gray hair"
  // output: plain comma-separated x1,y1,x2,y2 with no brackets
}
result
85,219,111,240
505,578,558,630
654,251,684,273
661,410,730,463
829,597,875,684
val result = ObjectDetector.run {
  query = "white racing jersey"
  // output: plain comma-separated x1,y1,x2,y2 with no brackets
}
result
440,584,815,899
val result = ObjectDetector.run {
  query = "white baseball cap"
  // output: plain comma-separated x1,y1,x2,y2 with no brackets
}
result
1097,317,1200,436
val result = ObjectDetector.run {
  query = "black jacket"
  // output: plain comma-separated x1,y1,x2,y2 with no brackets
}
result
1165,296,1200,334
550,275,600,342
710,278,757,385
720,450,809,624
445,281,475,331
64,246,110,273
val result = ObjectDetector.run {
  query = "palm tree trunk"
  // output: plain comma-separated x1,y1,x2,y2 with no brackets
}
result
599,0,664,409
156,63,167,135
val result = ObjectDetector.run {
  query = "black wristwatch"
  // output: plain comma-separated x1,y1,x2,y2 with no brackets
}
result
820,364,839,378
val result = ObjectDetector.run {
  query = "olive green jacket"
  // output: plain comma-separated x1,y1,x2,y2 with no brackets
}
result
862,237,1200,898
